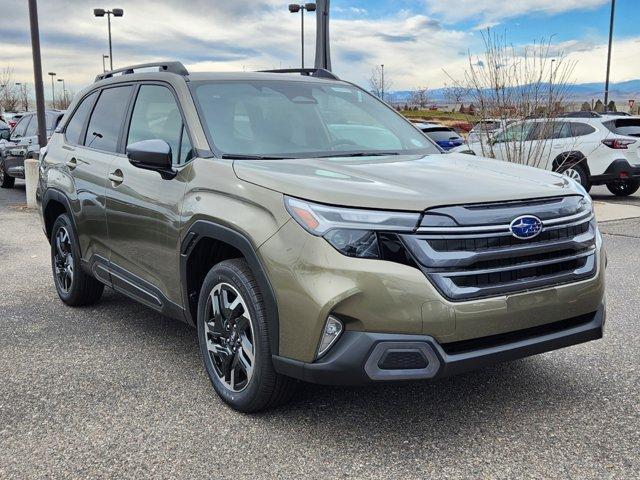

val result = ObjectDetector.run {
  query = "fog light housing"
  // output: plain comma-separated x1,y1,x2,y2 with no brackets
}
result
317,316,343,359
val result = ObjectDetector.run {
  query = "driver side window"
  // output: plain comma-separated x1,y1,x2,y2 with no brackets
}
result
127,85,185,164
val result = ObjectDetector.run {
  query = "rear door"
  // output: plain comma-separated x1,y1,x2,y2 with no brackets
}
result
62,85,134,273
104,83,193,310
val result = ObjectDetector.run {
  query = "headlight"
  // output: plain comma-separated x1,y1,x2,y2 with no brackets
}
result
284,196,420,260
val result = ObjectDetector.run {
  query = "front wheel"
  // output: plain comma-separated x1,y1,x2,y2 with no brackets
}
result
606,179,640,197
559,162,591,192
197,259,296,412
0,161,15,188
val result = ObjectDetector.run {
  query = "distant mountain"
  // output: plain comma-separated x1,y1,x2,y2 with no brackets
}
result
385,80,640,104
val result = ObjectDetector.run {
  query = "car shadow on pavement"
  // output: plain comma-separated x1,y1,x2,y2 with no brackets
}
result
92,288,596,451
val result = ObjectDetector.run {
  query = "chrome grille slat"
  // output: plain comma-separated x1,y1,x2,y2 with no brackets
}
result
402,197,598,301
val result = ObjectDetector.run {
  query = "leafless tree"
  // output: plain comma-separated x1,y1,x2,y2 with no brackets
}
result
16,83,30,111
0,66,20,113
443,83,469,108
410,86,430,109
369,65,393,101
56,89,74,110
446,30,581,169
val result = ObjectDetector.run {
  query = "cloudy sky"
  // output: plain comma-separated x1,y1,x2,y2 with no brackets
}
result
1,0,638,98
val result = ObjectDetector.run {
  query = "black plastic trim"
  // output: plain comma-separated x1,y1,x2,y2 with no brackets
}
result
272,305,605,385
590,159,640,184
180,220,280,353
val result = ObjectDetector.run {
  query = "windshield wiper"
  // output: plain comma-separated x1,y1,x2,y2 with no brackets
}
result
315,152,400,158
221,154,290,160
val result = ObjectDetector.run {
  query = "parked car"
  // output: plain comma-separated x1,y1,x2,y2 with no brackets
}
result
468,118,516,143
453,113,640,196
414,122,464,150
0,110,65,188
0,120,10,140
38,62,605,412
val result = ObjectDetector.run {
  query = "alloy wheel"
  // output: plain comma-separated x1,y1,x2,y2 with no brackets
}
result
204,282,255,392
562,168,582,183
53,226,74,293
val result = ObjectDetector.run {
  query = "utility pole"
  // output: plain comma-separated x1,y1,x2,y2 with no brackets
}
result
314,0,332,71
28,0,47,147
604,0,616,112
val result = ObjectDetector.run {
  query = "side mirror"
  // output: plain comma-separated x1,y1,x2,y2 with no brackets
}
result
126,139,175,179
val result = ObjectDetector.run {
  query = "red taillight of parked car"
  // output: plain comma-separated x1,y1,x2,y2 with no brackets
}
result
9,120,17,128
601,138,637,149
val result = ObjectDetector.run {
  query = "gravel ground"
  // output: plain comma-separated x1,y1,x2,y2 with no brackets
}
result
1,181,638,479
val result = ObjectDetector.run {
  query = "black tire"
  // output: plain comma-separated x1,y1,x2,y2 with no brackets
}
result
51,214,104,306
558,161,591,192
197,258,296,413
0,161,15,189
606,179,640,197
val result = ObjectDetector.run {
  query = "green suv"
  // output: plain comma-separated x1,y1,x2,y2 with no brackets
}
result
37,62,606,412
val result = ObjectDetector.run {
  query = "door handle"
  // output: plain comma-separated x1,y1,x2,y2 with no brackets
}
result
66,157,78,170
108,169,124,185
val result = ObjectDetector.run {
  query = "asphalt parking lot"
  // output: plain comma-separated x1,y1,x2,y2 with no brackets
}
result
1,180,639,479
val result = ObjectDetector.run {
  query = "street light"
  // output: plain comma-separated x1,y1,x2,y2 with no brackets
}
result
57,78,66,107
102,54,110,73
288,3,316,69
48,72,56,109
93,8,124,71
604,0,616,112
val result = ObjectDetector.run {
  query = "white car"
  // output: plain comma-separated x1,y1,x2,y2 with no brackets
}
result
467,118,516,144
453,113,640,196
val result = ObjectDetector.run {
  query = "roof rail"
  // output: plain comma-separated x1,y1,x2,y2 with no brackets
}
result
259,68,340,80
558,111,602,118
95,61,189,82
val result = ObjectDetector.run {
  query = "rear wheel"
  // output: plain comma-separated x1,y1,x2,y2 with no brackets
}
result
51,214,104,306
606,179,640,197
197,259,296,412
0,161,15,189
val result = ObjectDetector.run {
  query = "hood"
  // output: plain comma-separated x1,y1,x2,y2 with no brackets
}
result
233,153,577,211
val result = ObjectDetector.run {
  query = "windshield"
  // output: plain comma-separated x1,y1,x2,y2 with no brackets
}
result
191,80,439,158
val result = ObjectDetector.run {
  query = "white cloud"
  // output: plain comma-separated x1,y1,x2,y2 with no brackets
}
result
424,0,609,26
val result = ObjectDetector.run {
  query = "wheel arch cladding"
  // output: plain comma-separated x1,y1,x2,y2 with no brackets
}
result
42,189,75,241
181,220,280,354
553,151,590,176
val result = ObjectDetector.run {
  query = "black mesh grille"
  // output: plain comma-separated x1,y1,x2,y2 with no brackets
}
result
378,350,428,370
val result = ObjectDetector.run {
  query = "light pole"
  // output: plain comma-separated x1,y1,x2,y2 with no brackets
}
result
93,8,124,71
288,3,316,69
604,0,616,112
57,78,66,108
28,0,47,146
102,54,109,73
48,71,56,109
381,64,385,101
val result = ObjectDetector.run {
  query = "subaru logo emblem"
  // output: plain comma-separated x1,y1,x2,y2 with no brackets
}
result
509,215,543,240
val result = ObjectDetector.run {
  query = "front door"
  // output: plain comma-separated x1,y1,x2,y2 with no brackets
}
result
105,83,194,311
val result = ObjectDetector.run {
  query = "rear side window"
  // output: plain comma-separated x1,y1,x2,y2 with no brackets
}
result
84,86,133,152
24,116,38,137
570,123,596,137
604,119,640,137
65,92,98,144
127,85,183,163
12,116,31,138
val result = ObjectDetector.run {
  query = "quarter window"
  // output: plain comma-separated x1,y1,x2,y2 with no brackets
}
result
84,86,134,152
65,91,98,144
570,123,596,137
127,85,183,163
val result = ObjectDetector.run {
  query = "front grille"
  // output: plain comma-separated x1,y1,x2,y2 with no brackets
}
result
401,196,598,301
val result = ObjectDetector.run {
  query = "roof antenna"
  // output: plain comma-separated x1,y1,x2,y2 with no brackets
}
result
314,0,332,71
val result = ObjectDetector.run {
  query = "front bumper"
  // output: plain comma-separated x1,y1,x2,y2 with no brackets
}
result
273,304,605,385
